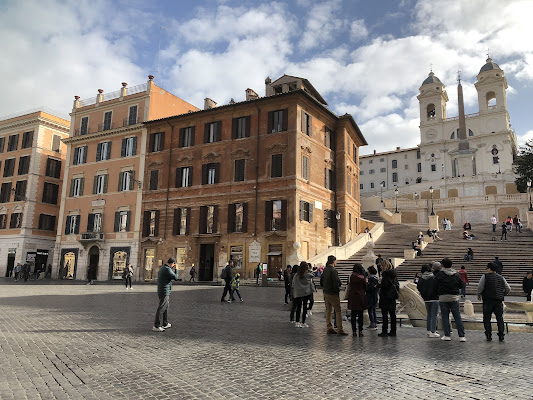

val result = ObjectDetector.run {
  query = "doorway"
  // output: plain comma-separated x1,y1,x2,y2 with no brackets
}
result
5,251,15,277
199,244,214,281
88,246,99,281
267,255,282,278
35,249,49,276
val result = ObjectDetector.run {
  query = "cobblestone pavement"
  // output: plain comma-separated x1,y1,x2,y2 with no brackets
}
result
0,281,531,399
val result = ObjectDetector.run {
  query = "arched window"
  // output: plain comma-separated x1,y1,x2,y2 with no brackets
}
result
380,181,385,188
370,182,374,189
468,129,474,137
486,91,496,108
427,104,436,119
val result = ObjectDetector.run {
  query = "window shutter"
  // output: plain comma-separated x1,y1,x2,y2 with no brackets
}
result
215,163,220,183
150,170,158,190
282,108,289,131
309,203,313,223
106,142,112,159
154,210,160,236
227,204,235,233
96,143,102,161
173,208,180,235
204,124,209,143
149,133,155,152
0,137,4,153
103,174,108,193
160,132,165,151
188,166,193,186
299,200,304,220
301,110,305,132
325,168,329,189
73,147,79,165
175,167,181,188
52,184,58,204
265,200,273,231
93,175,98,194
201,164,207,185
199,206,206,234
217,121,222,142
41,184,47,203
267,111,273,133
121,138,126,157
185,207,191,235
38,214,44,230
118,172,124,191
132,137,137,155
280,200,287,230
178,128,184,147
142,211,150,237
190,126,195,145
126,211,131,231
65,216,71,234
69,179,74,197
246,116,251,137
232,118,237,139
213,206,218,233
87,213,95,232
74,216,80,234
82,146,87,163
129,171,135,190
114,212,120,232
79,178,84,196
242,203,248,232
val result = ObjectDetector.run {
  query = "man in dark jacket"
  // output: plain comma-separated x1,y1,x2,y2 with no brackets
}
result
523,271,533,301
320,255,347,335
417,264,440,338
493,257,503,275
435,258,466,342
477,262,511,341
220,261,233,302
153,258,180,332
283,265,292,304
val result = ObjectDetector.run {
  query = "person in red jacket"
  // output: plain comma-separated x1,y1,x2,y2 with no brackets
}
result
347,263,368,337
458,266,469,298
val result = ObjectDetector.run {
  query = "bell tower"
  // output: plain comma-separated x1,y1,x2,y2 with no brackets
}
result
475,57,508,114
417,71,448,125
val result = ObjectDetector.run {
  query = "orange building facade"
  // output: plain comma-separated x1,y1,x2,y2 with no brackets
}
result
0,110,69,277
140,76,367,281
54,77,197,281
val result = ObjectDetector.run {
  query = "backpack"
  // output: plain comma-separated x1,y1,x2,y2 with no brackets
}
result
221,268,227,280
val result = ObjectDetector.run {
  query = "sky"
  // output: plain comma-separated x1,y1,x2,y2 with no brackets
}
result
1,0,532,155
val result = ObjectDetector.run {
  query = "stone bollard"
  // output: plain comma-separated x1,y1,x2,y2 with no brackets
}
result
464,300,475,317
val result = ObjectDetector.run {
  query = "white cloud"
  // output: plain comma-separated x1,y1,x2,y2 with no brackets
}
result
358,113,420,154
517,130,533,147
299,0,345,51
350,19,368,42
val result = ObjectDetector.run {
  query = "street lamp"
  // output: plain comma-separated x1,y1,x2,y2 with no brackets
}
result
380,181,384,203
527,179,533,211
394,187,399,213
335,212,341,246
429,186,435,215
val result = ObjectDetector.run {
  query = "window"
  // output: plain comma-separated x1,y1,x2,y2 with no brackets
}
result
369,160,373,164
96,141,111,161
392,172,398,183
18,156,30,175
70,177,84,197
325,127,334,150
302,156,309,180
353,144,357,163
392,160,397,169
380,168,386,173
173,207,191,235
349,213,352,230
22,131,33,149
493,157,499,164
370,182,374,189
404,164,409,170
202,163,219,185
234,159,245,182
347,137,351,155
0,137,5,153
325,168,335,190
369,169,375,174
347,176,352,195
51,135,61,152
416,150,421,159
128,105,138,125
360,183,364,190
4,158,15,177
266,200,286,231
42,182,59,204
179,127,195,147
380,158,385,162
45,158,62,178
268,109,288,133
38,214,56,231
431,164,436,172
64,215,80,235
114,211,130,232
93,174,108,195
176,166,192,188
149,132,165,152
142,210,159,237
405,179,410,185
299,200,313,222
103,111,112,131
7,134,19,151
0,182,11,203
469,129,474,137
271,154,282,178
121,137,137,157
360,171,364,175
301,110,312,136
232,116,250,139
199,205,218,234
227,203,247,233
204,121,221,143
73,146,87,165
118,170,135,191
10,213,23,229
380,181,386,188
14,180,26,201
0,214,6,229
323,209,335,228
80,117,89,135
149,170,159,190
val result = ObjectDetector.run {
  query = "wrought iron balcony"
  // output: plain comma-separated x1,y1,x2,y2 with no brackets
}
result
80,232,104,241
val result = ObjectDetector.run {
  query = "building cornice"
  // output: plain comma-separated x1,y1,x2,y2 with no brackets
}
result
62,124,143,144
0,117,69,134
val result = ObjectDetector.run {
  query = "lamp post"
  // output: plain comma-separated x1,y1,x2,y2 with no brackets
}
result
394,187,399,213
429,186,435,215
527,179,533,211
380,182,384,203
335,212,341,246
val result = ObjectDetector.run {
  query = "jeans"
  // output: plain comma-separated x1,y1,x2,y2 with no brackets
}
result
425,301,439,333
501,231,507,240
461,284,466,297
439,301,465,337
367,305,377,325
295,295,311,323
221,281,231,300
284,284,291,304
230,289,242,300
324,293,343,331
483,299,505,338
307,292,314,311
154,295,169,328
125,276,132,288
351,310,364,332
290,299,297,322
381,306,396,334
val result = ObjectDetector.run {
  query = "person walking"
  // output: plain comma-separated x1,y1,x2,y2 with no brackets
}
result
220,261,233,302
458,266,469,298
491,215,497,233
228,273,243,302
417,264,440,338
292,261,314,328
435,258,466,342
283,265,292,304
289,265,299,323
347,263,367,337
321,255,347,335
378,260,399,337
45,264,52,279
505,216,512,232
493,257,503,275
522,271,533,301
189,265,196,282
500,222,508,241
366,266,379,330
255,263,261,285
306,263,315,317
123,263,134,290
477,262,511,341
23,263,30,282
13,263,21,281
152,258,180,332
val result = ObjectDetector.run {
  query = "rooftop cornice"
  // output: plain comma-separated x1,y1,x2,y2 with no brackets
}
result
62,124,143,144
0,116,70,134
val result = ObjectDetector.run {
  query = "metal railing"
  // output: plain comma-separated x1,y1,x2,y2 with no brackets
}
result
80,232,104,241
78,83,148,107
444,112,480,122
98,122,114,132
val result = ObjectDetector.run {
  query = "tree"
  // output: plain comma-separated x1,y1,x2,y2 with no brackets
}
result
514,139,533,193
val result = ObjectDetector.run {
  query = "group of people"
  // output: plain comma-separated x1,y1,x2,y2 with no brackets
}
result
9,263,52,282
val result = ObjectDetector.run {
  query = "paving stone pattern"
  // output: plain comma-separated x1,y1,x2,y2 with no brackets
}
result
0,281,531,399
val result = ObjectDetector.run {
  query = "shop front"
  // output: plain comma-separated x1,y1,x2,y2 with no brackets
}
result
109,247,130,280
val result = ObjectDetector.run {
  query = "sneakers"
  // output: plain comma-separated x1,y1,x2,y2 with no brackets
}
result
359,331,364,337
290,320,295,324
162,323,172,329
441,336,451,341
295,322,302,328
240,299,244,302
307,311,312,316
459,337,467,342
428,332,441,338
300,323,309,328
227,300,232,303
152,326,164,332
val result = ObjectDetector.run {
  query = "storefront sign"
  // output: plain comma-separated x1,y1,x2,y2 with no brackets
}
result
37,249,49,256
248,240,261,263
26,252,36,262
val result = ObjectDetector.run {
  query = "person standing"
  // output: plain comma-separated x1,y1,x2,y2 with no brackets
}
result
458,266,469,298
23,263,30,282
189,265,196,282
500,222,508,241
477,262,511,341
45,264,52,279
14,263,21,281
522,271,533,301
417,264,440,338
220,261,233,302
289,265,299,323
152,258,180,332
283,265,292,304
320,255,347,335
228,273,243,302
255,263,261,286
435,258,466,342
366,266,379,330
493,257,503,275
291,261,314,328
123,263,134,290
378,260,399,337
491,215,497,233
347,263,367,337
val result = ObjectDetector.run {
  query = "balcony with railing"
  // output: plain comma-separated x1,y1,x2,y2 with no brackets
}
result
80,232,104,241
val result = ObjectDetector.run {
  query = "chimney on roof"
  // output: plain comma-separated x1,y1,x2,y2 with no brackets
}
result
204,98,217,110
73,96,80,110
265,76,272,96
121,82,128,98
147,75,154,94
246,88,259,101
396,146,400,150
148,75,154,80
96,89,104,104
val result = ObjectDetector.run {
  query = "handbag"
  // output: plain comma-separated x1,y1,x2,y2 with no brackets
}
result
344,276,351,300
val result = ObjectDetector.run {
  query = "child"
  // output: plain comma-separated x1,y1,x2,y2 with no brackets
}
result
228,273,243,302
458,266,469,298
366,266,379,330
